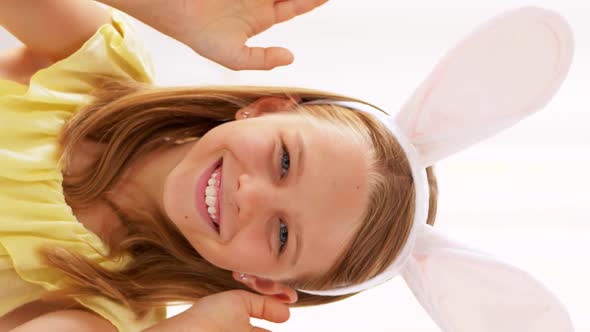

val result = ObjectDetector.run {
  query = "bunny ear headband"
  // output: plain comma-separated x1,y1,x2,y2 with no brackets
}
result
301,7,575,332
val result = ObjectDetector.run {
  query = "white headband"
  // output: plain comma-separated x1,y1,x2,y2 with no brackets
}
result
300,100,430,295
295,7,575,332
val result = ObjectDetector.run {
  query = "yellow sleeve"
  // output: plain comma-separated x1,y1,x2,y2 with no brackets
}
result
0,9,165,332
9,8,154,103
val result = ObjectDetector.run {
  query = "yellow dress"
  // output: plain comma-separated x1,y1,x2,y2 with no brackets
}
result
0,10,166,332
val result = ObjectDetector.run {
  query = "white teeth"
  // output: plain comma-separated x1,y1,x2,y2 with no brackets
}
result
205,166,221,227
205,196,217,207
205,186,217,196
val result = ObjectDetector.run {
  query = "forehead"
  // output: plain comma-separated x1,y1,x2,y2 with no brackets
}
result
269,114,373,279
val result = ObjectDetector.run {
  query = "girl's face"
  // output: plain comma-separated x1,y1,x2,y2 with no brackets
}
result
163,98,371,296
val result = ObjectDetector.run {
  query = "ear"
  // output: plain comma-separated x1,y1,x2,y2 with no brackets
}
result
232,271,298,304
234,96,300,120
394,7,574,166
401,225,574,331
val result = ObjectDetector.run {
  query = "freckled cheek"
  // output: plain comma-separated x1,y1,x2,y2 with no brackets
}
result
204,235,273,273
230,135,272,167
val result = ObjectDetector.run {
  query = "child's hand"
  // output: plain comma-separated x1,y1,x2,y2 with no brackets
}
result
102,0,329,70
147,290,290,332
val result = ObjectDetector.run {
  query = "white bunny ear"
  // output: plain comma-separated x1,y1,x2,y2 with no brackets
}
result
395,7,574,166
402,225,574,332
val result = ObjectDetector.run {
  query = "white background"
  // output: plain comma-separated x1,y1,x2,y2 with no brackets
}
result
2,0,588,331
152,1,590,330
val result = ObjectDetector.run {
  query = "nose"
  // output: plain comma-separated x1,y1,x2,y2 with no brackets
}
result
234,173,276,223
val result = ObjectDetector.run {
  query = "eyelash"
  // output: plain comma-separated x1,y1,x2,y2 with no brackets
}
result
278,143,290,254
279,220,289,254
280,143,290,179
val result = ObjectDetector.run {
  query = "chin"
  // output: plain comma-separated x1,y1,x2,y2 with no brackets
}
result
162,169,192,231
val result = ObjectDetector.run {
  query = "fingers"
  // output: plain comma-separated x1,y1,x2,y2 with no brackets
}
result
232,46,294,70
274,0,330,24
237,290,291,323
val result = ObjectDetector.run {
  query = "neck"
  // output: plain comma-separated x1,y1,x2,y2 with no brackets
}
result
68,139,197,244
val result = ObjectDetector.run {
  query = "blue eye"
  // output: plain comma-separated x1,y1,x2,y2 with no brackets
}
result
279,220,289,254
280,146,290,178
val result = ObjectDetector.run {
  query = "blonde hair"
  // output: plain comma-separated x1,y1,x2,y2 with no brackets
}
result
43,78,438,318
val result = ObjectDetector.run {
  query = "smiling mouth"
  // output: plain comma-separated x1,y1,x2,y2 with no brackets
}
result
204,162,222,232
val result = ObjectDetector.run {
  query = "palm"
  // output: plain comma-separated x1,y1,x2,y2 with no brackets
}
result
177,0,329,70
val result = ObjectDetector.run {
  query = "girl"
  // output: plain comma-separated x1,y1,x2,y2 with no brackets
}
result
0,1,576,332
0,1,428,331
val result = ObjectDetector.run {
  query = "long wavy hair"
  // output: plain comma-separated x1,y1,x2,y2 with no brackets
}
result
42,77,439,319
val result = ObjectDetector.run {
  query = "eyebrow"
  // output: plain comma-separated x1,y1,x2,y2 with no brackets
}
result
296,131,305,183
291,225,302,267
291,131,305,267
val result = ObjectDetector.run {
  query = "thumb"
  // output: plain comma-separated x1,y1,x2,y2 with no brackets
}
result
237,290,291,323
232,46,294,70
250,328,272,332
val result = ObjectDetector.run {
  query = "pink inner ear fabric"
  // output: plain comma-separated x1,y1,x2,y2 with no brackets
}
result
395,7,574,166
402,226,574,332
